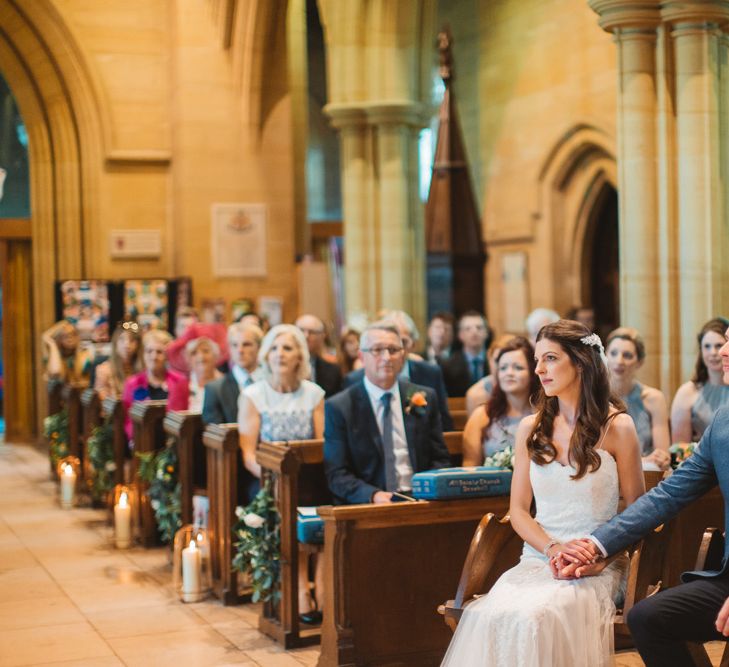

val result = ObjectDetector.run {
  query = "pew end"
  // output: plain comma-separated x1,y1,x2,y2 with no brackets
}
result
163,411,204,525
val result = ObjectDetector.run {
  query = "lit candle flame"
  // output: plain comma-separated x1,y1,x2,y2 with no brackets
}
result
62,463,74,476
118,492,128,508
189,539,197,550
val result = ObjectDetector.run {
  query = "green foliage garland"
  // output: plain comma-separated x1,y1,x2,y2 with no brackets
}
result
135,439,181,543
43,409,70,470
86,418,116,502
232,478,281,603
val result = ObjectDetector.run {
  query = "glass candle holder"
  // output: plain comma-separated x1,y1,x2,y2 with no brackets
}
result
173,524,212,602
56,456,81,509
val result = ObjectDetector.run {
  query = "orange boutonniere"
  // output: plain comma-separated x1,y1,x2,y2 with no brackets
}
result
405,390,428,416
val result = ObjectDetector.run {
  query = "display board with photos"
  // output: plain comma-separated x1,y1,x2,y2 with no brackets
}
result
55,277,192,339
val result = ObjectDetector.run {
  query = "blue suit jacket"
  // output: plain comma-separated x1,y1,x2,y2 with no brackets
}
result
324,379,451,505
593,406,729,581
202,372,240,425
344,360,453,430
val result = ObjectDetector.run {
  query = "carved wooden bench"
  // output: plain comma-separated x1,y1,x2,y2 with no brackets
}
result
163,411,204,525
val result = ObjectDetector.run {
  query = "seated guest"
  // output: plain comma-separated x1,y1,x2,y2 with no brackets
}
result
425,311,455,362
93,321,143,400
606,327,670,469
238,324,325,621
671,316,729,442
324,321,451,505
238,324,325,485
337,326,363,376
174,306,199,338
202,322,264,424
122,329,189,441
462,337,537,466
42,319,94,385
439,311,490,398
186,337,223,412
465,333,516,415
344,310,453,430
166,320,229,375
295,314,343,398
525,307,560,345
565,305,596,333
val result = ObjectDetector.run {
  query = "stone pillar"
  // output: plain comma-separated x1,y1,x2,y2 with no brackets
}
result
590,1,662,385
318,0,434,330
663,2,729,377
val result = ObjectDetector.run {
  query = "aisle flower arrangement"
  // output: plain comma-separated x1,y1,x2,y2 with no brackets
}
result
43,409,70,471
669,442,697,469
86,418,116,503
136,440,181,543
232,478,281,603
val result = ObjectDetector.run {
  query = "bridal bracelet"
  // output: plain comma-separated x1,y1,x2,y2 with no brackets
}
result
542,539,559,556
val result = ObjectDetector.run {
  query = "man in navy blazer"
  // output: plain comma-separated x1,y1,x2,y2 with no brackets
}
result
343,310,453,430
562,327,729,666
325,322,451,505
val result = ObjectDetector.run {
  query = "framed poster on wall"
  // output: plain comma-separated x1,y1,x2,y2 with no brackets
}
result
123,279,169,331
211,203,267,277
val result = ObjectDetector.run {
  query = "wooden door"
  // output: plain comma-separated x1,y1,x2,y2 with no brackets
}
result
0,234,35,441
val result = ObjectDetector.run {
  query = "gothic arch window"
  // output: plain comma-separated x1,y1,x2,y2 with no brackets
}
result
0,75,29,219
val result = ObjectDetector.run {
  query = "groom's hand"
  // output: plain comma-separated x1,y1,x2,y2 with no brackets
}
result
559,538,598,564
715,596,729,636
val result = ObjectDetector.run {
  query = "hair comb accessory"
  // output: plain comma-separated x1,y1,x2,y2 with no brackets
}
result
580,333,607,365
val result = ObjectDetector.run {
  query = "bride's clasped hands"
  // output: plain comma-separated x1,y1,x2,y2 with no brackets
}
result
549,538,605,579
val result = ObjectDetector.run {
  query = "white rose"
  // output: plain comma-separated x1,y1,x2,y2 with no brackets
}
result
235,506,245,519
243,513,265,529
105,462,117,472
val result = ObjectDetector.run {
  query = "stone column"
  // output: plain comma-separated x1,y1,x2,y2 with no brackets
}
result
319,0,434,330
590,1,662,385
663,2,729,378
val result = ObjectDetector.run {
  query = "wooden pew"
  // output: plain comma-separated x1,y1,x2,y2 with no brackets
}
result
62,382,85,462
317,496,511,667
447,397,468,430
101,397,127,487
447,397,466,413
47,380,63,416
443,431,463,466
256,439,331,649
163,411,204,526
130,400,167,547
81,389,102,490
203,423,251,605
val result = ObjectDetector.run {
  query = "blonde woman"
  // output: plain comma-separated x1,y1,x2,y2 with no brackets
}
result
42,320,94,385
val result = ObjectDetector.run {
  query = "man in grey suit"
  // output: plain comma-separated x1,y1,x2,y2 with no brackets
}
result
559,326,729,666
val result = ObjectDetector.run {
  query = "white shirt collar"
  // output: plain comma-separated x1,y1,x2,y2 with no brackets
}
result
363,376,400,403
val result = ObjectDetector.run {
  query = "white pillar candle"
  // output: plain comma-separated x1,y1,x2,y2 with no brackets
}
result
114,492,132,549
181,539,202,602
60,464,76,509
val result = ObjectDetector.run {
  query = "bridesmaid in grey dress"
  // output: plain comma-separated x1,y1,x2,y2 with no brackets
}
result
605,328,670,470
670,317,729,443
462,337,538,466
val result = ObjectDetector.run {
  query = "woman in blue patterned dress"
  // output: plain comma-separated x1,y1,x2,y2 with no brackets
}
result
462,337,538,466
605,327,670,470
671,317,729,443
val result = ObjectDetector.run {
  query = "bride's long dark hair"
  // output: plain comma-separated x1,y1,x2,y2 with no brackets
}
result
527,320,624,480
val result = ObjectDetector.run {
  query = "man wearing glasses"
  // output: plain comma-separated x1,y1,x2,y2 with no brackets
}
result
324,322,451,505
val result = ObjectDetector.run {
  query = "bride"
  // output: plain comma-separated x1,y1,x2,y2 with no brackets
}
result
442,319,645,666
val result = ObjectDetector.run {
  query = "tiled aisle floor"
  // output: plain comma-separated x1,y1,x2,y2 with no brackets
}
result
0,441,319,667
1,441,726,667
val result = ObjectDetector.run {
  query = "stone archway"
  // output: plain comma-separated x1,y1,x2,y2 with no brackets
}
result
535,123,618,322
0,0,103,434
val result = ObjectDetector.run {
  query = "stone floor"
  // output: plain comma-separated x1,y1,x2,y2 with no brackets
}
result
0,440,726,667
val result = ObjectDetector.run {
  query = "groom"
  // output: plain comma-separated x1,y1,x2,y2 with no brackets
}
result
561,327,729,666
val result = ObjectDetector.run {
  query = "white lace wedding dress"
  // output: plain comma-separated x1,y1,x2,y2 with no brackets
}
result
441,449,627,667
